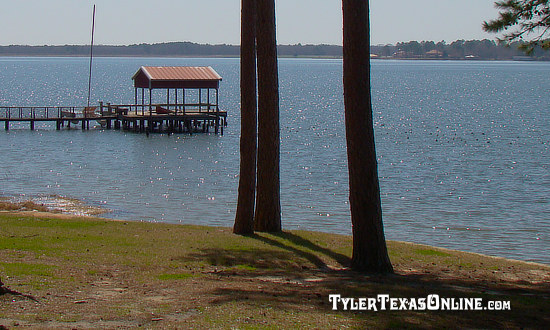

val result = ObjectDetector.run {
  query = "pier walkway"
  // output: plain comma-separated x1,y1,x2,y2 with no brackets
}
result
0,102,227,134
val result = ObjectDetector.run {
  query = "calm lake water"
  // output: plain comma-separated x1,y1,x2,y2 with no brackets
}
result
0,57,548,264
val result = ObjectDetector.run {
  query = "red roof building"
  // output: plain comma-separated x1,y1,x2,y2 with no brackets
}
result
131,66,222,116
132,66,222,89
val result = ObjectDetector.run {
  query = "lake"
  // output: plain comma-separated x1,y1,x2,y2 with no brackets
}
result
0,57,548,264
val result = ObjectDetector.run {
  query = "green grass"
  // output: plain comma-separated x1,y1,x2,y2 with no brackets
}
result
0,262,56,277
1,212,549,329
414,248,451,257
234,264,257,271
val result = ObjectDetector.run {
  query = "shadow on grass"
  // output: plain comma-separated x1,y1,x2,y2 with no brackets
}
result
269,231,351,267
179,231,350,273
0,283,38,303
250,232,350,270
178,231,550,328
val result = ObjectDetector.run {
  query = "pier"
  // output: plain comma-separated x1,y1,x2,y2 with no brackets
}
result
0,66,227,134
0,104,227,134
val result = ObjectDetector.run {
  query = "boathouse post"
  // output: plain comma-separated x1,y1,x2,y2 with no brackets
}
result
199,89,202,112
175,89,178,114
215,87,220,134
149,88,152,115
182,89,186,114
207,89,211,111
141,89,145,115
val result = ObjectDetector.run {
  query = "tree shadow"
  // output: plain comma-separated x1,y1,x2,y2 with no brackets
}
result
179,247,313,275
176,231,550,328
178,231,350,274
249,232,350,270
0,284,38,303
269,231,351,267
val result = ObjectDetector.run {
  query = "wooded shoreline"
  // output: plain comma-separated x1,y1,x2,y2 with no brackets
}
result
2,40,549,60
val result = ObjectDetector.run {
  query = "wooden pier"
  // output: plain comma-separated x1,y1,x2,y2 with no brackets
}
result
0,103,227,134
0,66,227,134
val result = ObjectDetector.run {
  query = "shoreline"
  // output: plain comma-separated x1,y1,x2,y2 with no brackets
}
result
2,197,548,268
1,210,549,328
2,201,549,269
391,239,550,269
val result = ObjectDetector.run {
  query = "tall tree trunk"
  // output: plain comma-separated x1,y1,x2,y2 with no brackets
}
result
234,0,258,235
254,0,281,232
342,0,393,273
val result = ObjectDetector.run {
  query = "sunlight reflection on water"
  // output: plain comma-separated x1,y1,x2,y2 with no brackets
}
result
0,57,548,264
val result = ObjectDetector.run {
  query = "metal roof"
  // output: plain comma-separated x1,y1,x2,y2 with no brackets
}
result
132,66,222,89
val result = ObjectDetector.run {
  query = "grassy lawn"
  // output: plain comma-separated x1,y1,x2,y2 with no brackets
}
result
0,211,549,329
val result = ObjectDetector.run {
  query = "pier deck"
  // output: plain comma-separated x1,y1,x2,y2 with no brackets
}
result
0,104,227,134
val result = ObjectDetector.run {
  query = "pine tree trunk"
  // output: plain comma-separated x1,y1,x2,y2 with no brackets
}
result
254,0,281,232
342,0,393,273
234,0,258,235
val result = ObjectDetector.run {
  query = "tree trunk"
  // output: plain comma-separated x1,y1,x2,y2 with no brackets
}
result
234,0,258,235
342,0,393,273
254,0,281,232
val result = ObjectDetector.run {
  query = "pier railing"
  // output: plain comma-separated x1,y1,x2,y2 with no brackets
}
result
102,102,220,117
1,102,222,120
0,106,108,120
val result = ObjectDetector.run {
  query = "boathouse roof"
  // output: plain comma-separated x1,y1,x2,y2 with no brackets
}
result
132,66,222,89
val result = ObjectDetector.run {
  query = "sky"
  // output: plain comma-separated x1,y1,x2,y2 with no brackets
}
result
0,0,500,46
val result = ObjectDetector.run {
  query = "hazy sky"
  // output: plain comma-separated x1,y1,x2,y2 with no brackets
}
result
0,0,500,46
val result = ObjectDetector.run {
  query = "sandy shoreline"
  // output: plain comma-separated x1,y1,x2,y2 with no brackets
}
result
0,195,108,217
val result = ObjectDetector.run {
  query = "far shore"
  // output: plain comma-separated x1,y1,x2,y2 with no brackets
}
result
3,54,550,62
1,206,549,328
2,38,550,61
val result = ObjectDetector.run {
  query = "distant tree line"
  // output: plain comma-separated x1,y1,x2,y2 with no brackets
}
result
1,40,549,60
371,39,550,60
0,42,240,57
0,42,341,58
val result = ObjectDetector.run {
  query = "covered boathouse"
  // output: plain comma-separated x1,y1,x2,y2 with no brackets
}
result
113,65,226,134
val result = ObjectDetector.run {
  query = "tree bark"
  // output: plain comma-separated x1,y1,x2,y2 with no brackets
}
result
342,0,393,273
254,0,281,232
234,0,258,235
